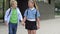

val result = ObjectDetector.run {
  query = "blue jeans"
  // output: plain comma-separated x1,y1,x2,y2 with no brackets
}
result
8,22,17,34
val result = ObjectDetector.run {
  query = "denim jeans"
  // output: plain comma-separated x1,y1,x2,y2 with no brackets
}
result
8,22,17,34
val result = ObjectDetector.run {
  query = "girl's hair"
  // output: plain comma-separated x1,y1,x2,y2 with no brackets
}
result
28,0,36,8
28,0,38,10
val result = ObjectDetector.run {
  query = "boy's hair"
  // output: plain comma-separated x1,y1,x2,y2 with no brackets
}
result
10,0,17,6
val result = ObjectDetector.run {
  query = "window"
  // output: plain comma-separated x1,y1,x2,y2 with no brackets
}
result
44,0,51,4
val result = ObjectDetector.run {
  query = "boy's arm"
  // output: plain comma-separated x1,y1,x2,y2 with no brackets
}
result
17,8,23,21
4,8,10,26
19,12,23,21
4,9,10,23
17,8,25,26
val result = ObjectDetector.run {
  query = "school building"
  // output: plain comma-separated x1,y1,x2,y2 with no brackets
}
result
0,0,55,22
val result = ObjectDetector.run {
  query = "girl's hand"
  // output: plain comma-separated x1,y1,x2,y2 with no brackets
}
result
37,24,40,29
36,18,40,29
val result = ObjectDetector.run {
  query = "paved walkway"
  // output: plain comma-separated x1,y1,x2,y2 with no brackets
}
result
0,17,60,34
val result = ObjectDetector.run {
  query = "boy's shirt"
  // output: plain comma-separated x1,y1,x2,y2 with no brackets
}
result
4,7,23,24
10,8,18,23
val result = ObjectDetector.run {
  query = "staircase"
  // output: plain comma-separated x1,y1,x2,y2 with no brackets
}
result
36,1,55,20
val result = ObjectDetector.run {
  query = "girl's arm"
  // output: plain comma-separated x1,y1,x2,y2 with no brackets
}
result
36,10,40,29
24,9,27,22
23,9,27,26
37,18,40,29
23,16,27,22
37,18,40,26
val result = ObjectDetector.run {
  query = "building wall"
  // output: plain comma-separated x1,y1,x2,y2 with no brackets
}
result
37,0,55,20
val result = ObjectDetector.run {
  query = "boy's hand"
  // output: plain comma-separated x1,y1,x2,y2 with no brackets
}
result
5,21,8,26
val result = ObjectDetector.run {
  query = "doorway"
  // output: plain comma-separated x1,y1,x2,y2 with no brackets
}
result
17,0,28,16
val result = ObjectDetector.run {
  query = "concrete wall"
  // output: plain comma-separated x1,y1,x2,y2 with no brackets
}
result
37,0,55,20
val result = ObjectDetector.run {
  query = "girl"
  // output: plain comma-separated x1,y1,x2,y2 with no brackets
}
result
23,0,40,34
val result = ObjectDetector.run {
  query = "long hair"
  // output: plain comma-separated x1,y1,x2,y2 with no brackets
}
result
28,0,39,10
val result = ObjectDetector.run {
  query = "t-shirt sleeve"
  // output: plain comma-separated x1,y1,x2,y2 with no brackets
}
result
24,9,27,17
37,10,40,18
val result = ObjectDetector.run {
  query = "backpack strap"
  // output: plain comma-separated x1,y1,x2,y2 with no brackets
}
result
35,10,37,21
26,9,28,17
7,8,11,17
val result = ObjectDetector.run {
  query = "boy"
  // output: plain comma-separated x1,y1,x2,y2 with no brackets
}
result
4,0,23,34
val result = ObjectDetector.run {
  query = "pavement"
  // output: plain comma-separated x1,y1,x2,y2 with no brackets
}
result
0,16,60,34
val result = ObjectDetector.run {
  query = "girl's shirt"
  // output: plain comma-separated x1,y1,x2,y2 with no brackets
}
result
24,7,40,20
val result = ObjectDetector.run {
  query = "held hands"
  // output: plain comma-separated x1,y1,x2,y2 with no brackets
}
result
21,21,25,26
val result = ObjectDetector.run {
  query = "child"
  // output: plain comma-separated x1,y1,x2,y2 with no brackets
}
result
23,0,40,34
4,0,23,34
